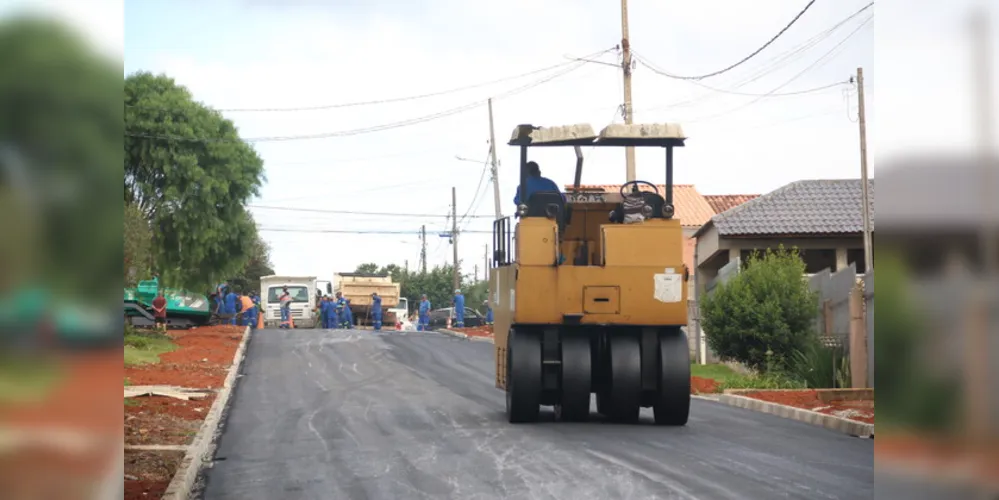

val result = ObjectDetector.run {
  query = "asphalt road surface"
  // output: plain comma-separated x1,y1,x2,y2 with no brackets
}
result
199,328,874,500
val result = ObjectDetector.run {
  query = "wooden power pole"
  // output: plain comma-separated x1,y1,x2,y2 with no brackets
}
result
451,187,459,292
420,225,427,273
855,67,874,272
487,98,503,219
620,0,636,182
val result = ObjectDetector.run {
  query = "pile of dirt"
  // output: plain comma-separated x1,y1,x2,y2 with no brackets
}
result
739,389,875,424
690,376,719,394
124,450,185,500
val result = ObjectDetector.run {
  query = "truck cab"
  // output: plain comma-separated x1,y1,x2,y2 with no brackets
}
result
259,275,317,328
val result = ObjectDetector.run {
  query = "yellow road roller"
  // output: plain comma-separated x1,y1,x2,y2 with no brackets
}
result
490,122,691,424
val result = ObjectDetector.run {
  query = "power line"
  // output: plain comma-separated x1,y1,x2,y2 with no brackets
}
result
638,58,847,97
649,0,821,81
259,227,493,235
249,204,493,218
458,151,491,226
631,2,874,113
680,14,870,125
125,60,591,144
127,48,616,113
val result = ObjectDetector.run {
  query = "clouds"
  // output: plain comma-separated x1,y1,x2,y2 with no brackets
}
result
119,0,885,278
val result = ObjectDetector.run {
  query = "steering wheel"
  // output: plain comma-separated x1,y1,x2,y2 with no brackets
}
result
619,180,660,198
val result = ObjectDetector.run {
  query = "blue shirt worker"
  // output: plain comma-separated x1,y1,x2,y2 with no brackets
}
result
371,292,383,331
512,161,563,206
452,290,465,327
343,298,354,328
418,294,431,331
484,300,493,325
224,289,239,325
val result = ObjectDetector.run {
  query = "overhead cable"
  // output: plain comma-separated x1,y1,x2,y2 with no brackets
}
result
125,60,590,144
650,0,823,81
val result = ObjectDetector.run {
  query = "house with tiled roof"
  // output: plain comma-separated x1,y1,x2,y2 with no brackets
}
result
703,194,760,215
693,179,875,297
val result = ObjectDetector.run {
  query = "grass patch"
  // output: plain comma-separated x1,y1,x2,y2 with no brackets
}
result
124,332,177,366
717,371,807,391
691,363,740,384
0,355,64,404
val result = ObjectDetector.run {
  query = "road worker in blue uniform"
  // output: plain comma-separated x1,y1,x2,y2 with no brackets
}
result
418,294,431,331
512,161,563,206
343,298,354,328
224,288,238,325
371,292,383,330
316,295,327,328
484,299,493,325
452,289,465,327
332,293,344,328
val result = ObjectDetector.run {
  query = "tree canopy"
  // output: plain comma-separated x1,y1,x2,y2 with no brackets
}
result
0,16,122,297
124,71,265,291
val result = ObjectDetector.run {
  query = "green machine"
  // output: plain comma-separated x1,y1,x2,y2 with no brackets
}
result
124,276,212,329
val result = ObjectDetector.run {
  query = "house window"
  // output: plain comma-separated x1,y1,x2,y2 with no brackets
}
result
848,248,868,273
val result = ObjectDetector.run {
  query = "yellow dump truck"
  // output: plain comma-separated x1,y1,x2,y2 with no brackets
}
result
333,273,401,326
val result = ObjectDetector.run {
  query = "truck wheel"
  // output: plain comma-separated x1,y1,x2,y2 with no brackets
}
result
604,333,641,423
555,333,591,422
653,327,691,426
506,328,541,423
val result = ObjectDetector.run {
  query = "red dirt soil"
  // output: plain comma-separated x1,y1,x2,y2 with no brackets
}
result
740,390,875,424
877,434,999,483
124,325,244,389
123,326,245,497
0,348,123,497
124,449,185,500
690,376,718,395
453,325,494,338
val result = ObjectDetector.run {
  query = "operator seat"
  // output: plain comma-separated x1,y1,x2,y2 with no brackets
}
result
525,191,569,235
609,190,668,223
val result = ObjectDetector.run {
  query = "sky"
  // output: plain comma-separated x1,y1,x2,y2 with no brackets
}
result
9,0,995,281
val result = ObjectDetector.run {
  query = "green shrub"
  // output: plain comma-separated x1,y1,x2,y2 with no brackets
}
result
701,246,819,372
787,340,848,389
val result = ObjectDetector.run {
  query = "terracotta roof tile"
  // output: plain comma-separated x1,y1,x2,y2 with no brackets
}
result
704,194,760,214
567,184,715,228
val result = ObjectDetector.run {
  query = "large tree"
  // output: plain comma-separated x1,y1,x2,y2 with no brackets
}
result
124,72,265,290
0,17,122,297
228,230,275,294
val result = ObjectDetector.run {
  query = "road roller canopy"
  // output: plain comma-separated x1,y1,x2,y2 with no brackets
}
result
507,123,687,148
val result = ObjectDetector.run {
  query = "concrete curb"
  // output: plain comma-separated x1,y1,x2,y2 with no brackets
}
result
161,325,252,500
438,329,495,344
716,394,874,438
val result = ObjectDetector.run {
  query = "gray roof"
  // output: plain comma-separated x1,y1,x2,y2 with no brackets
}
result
703,179,875,237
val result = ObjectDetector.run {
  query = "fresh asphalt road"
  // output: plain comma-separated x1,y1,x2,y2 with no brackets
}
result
200,328,873,500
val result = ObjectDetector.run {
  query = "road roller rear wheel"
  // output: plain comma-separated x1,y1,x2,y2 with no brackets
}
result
653,328,691,426
555,334,591,422
605,334,642,423
506,328,541,423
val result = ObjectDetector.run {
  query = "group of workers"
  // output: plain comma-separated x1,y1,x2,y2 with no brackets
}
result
214,282,260,329
314,291,367,330
412,290,493,331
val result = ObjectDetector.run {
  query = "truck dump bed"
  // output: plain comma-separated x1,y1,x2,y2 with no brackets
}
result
334,273,401,325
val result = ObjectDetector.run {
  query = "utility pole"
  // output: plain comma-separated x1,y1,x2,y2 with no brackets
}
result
420,225,427,273
487,98,503,219
474,264,479,282
855,67,873,273
451,187,460,292
484,244,489,281
620,0,637,182
967,8,994,445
